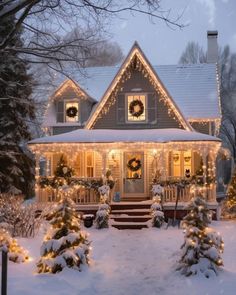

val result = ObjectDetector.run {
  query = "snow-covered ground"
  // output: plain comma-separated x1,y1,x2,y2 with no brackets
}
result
5,221,236,295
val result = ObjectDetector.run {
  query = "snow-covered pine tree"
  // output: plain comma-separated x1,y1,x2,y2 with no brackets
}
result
177,196,224,278
37,198,90,273
0,14,35,196
0,228,29,263
224,169,236,217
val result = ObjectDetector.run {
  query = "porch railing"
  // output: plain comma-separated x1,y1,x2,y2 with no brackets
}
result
37,177,116,204
162,184,216,203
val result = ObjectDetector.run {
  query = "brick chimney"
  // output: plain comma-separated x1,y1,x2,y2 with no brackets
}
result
207,31,218,63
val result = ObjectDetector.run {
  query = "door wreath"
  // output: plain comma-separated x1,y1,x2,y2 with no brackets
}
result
127,157,141,171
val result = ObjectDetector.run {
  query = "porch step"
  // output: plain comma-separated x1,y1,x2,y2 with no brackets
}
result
111,209,151,216
110,202,152,230
111,221,149,230
110,215,151,222
111,202,151,211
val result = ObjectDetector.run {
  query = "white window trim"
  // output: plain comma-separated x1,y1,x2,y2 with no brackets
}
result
125,93,148,124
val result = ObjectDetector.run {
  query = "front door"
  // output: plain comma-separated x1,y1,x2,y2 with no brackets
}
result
123,152,145,197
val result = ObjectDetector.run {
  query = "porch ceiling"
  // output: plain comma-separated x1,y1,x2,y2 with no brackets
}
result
29,128,221,147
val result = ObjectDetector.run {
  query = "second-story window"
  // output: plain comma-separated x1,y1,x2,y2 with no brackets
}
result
65,102,79,122
127,94,147,122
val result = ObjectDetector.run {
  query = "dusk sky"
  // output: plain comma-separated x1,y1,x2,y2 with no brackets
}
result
110,0,236,64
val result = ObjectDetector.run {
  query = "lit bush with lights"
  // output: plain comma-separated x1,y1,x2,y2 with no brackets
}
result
177,196,224,278
0,228,29,263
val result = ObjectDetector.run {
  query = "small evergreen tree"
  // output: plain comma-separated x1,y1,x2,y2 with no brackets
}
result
0,228,29,263
177,196,224,278
37,198,90,273
54,156,73,179
0,14,35,196
224,169,236,216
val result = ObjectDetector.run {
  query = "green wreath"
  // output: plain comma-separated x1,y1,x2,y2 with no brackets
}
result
66,106,78,118
129,99,144,118
127,158,141,171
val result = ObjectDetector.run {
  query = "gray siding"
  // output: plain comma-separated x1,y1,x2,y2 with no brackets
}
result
52,126,83,135
54,83,94,127
190,122,210,135
93,69,183,129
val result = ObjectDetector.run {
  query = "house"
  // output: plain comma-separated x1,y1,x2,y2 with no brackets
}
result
29,31,224,214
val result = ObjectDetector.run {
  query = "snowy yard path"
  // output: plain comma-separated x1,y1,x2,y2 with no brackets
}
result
6,221,236,295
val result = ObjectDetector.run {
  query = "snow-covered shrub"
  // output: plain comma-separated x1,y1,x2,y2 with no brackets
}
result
98,185,110,203
37,197,90,273
0,228,29,263
151,184,164,197
151,196,165,228
177,196,224,278
95,203,111,229
0,194,46,237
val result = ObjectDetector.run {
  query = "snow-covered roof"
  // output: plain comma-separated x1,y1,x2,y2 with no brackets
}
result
29,128,221,145
51,63,220,121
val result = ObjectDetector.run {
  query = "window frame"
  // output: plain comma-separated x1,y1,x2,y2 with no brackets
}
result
171,150,193,178
125,93,148,124
85,151,95,178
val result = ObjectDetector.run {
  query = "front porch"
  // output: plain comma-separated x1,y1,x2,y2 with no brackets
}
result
28,128,221,206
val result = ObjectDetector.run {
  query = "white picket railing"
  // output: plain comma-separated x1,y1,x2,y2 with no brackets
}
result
162,184,216,203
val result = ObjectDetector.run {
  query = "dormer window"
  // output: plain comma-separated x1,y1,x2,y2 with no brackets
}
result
65,102,79,122
126,94,147,122
56,100,80,123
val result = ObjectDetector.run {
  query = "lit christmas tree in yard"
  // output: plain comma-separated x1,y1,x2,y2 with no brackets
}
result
223,169,236,217
37,197,91,273
177,196,224,278
0,228,29,263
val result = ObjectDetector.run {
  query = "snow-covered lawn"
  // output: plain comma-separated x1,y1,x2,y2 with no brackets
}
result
6,221,236,295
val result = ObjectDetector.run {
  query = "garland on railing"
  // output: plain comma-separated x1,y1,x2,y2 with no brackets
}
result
38,177,115,193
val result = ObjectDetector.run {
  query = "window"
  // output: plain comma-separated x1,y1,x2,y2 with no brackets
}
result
173,151,181,177
172,151,192,178
65,102,79,122
127,94,147,122
86,152,94,177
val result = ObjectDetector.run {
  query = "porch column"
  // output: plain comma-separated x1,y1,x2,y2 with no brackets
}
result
35,153,40,201
160,148,167,181
101,151,108,177
43,153,51,177
202,149,208,199
208,150,217,201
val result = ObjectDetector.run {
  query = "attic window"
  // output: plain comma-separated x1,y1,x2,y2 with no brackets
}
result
65,102,79,122
127,94,147,122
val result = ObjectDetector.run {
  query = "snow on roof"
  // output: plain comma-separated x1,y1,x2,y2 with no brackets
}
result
29,128,221,145
51,63,220,120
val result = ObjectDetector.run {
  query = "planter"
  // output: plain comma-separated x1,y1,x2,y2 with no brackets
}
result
83,214,94,228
